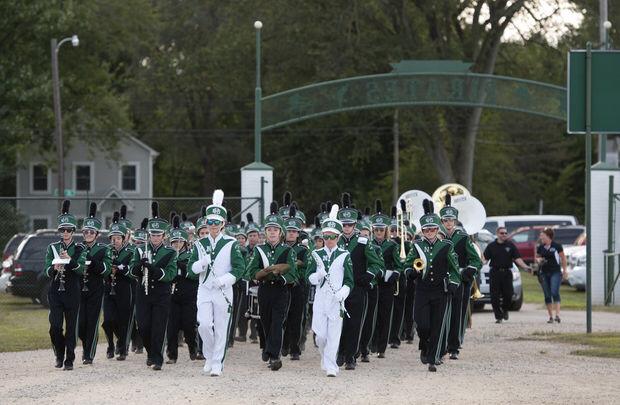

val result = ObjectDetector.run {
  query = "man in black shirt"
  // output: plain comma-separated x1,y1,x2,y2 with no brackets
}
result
483,227,531,323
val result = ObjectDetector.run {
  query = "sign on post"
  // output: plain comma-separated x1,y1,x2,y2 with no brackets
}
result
568,50,620,134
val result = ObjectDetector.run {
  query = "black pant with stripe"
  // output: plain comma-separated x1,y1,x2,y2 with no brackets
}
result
414,287,449,366
372,281,395,354
338,286,367,363
389,273,407,346
358,286,378,356
78,281,104,362
167,279,198,360
48,282,81,364
283,282,307,356
102,277,133,356
402,276,416,341
258,282,290,361
135,284,171,367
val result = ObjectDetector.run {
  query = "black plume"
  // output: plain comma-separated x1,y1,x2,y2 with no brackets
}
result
320,203,326,213
246,213,254,224
173,215,180,229
120,205,127,219
445,193,452,207
400,199,407,213
289,205,296,219
283,191,291,207
140,218,148,230
314,216,321,227
375,199,382,214
151,201,159,218
240,221,245,228
61,200,70,214
112,211,120,224
169,211,177,224
89,202,97,218
423,199,432,215
181,212,188,222
227,210,232,223
341,192,351,208
364,207,370,216
351,204,356,209
270,201,278,215
326,201,332,212
358,210,363,219
391,206,397,218
291,201,298,210
201,205,207,217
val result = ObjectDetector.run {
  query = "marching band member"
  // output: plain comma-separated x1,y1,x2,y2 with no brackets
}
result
45,200,85,370
187,190,246,376
102,212,134,361
370,200,401,359
402,221,419,344
405,199,460,372
388,206,408,349
78,202,112,365
245,202,298,371
440,195,482,360
307,204,354,377
130,218,148,354
237,213,262,344
166,215,199,363
129,202,177,370
282,204,309,361
336,194,383,370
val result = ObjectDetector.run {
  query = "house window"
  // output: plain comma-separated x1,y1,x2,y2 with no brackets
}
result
32,164,48,192
75,165,91,192
121,164,137,191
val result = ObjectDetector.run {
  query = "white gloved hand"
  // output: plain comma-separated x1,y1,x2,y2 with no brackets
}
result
216,273,236,289
384,270,394,283
334,286,350,302
213,276,224,288
200,254,212,269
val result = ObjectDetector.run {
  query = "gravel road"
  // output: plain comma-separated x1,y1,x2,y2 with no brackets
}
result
1,304,619,404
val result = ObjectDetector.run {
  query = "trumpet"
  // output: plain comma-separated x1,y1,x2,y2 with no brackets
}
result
413,258,425,272
470,279,483,300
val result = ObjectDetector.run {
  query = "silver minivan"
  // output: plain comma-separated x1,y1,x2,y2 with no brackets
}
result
483,215,578,233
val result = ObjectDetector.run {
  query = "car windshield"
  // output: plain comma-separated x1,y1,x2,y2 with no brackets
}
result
17,236,58,261
3,235,25,256
554,228,585,245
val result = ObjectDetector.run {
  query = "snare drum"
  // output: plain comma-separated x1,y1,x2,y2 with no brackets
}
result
308,284,316,305
245,286,260,319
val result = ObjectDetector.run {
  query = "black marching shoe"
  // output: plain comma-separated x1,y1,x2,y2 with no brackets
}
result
406,339,413,344
106,348,114,359
428,364,437,372
269,358,282,371
449,352,458,360
495,319,502,324
420,351,428,365
135,347,144,354
336,354,345,367
116,354,126,361
290,353,300,361
196,352,205,360
152,364,162,371
261,351,269,362
345,362,356,370
63,360,73,371
146,358,153,367
82,358,93,365
503,312,509,321
377,352,385,359
390,343,399,349
55,358,64,368
281,347,289,357
166,358,177,364
234,336,246,342
361,354,370,363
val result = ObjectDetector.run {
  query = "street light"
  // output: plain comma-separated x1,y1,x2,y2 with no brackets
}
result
254,21,262,163
51,34,79,200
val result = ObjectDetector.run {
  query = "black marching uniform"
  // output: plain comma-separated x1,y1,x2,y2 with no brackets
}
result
388,237,410,348
167,246,199,362
129,241,177,369
78,240,111,363
483,239,520,321
282,241,308,359
45,237,85,369
358,242,383,360
406,236,460,369
102,241,134,360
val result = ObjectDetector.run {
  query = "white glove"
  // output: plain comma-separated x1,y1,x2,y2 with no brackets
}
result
213,276,224,288
216,273,236,289
200,254,212,269
384,270,394,283
334,286,350,302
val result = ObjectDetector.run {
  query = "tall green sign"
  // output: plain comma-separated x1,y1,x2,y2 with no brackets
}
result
568,50,620,134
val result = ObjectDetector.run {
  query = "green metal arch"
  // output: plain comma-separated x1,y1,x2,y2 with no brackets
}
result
261,72,567,131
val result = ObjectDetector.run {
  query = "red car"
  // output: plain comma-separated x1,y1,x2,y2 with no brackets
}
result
508,225,585,264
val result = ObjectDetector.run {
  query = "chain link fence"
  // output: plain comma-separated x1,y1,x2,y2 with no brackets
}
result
0,196,261,251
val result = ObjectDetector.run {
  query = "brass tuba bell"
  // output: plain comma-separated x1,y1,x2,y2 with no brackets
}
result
432,183,470,211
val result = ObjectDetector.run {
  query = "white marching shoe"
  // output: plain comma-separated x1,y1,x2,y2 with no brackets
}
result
203,361,211,374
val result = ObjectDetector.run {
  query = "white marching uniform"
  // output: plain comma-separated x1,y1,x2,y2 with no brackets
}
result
188,233,245,375
307,246,354,376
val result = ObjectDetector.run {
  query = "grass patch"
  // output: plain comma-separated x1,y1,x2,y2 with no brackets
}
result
0,293,107,353
527,331,620,359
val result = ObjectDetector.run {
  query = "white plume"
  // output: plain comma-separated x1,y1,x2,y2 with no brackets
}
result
212,189,224,206
329,204,339,220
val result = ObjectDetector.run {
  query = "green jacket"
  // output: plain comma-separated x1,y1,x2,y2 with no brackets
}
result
246,242,298,284
372,238,403,273
44,239,85,278
338,233,384,285
80,242,112,278
405,237,461,287
448,230,482,274
109,242,134,278
129,242,178,283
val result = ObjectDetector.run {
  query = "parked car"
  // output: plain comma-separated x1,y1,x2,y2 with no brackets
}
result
567,248,586,291
508,225,585,264
3,233,26,260
6,230,109,307
484,215,578,233
473,230,523,311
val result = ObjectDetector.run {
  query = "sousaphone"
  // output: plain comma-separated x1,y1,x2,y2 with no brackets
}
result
396,189,432,232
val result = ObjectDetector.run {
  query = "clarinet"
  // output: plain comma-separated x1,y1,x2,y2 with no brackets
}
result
57,248,67,292
82,246,91,292
142,247,150,296
110,250,118,296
